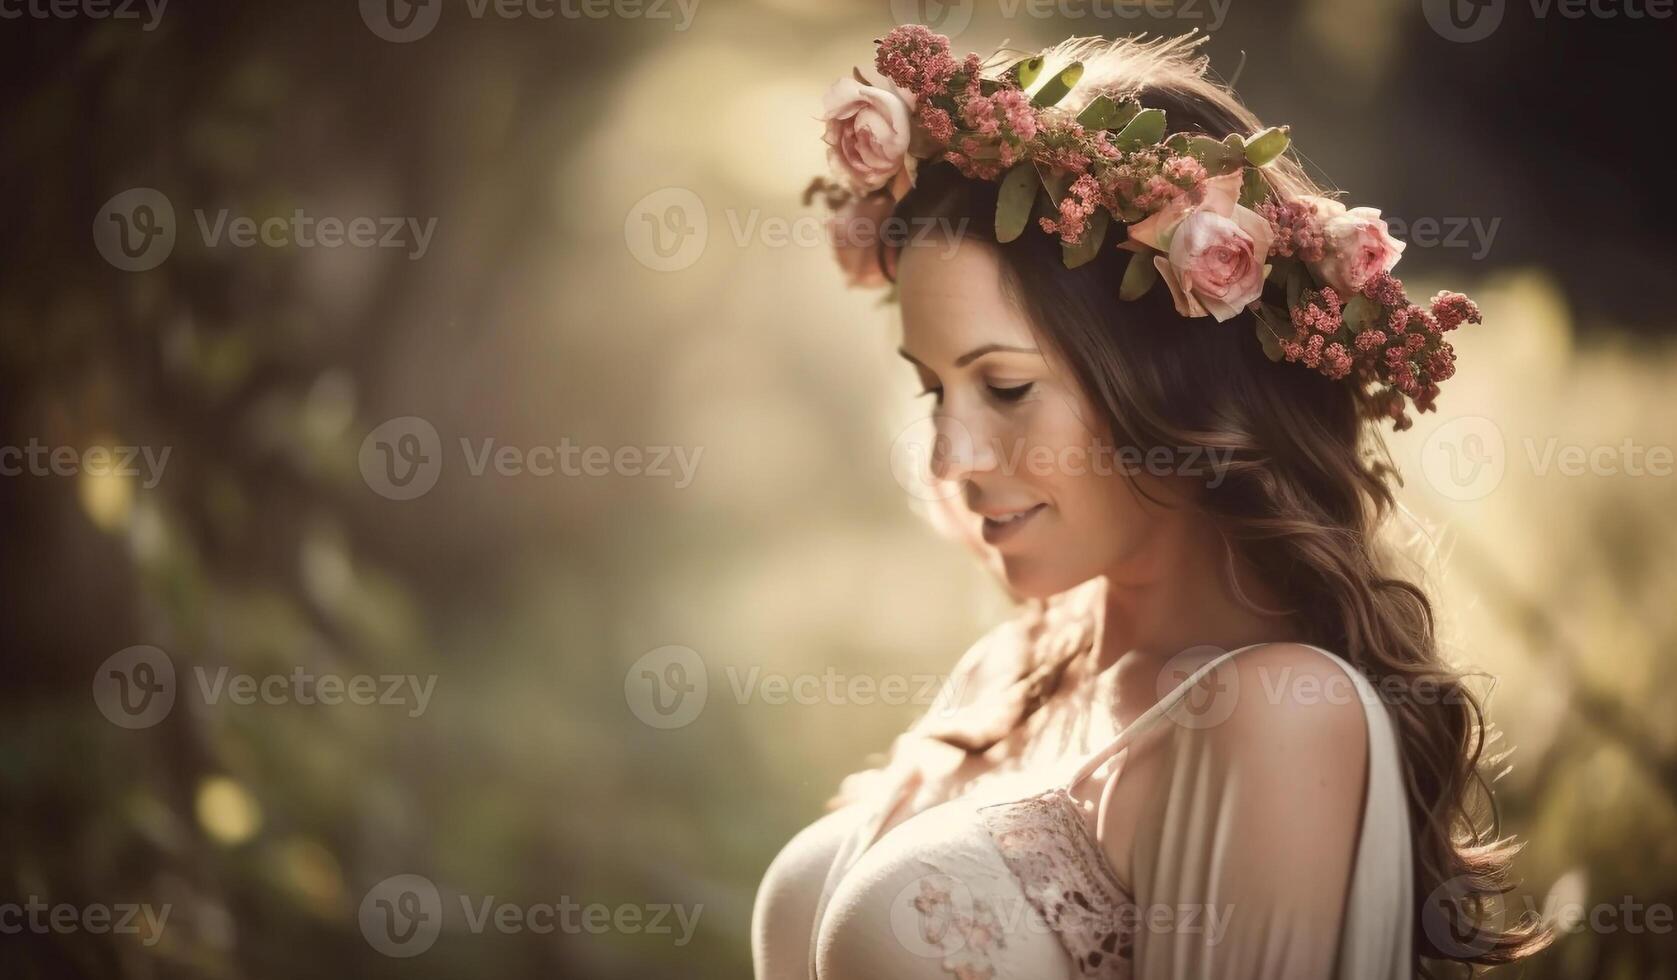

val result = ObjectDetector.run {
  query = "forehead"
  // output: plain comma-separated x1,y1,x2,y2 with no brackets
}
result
897,238,1037,362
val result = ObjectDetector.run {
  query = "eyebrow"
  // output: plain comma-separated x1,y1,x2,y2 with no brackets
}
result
896,343,1042,369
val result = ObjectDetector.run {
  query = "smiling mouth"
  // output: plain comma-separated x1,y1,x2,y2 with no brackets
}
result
980,503,1046,544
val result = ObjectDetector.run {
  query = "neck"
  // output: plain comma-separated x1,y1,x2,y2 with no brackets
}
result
1091,514,1304,727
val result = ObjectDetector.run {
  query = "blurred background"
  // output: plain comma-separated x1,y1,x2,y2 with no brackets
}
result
2,0,1674,976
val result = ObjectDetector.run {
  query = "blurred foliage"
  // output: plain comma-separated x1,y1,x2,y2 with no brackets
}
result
0,1,1673,978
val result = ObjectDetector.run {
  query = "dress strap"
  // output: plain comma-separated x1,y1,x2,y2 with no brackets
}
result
1062,642,1270,792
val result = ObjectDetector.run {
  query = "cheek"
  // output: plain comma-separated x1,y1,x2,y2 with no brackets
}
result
1026,405,1142,539
1055,465,1144,552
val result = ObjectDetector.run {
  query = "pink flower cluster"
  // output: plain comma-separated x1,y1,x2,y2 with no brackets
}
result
1276,273,1479,429
865,25,1228,219
874,25,960,99
1130,152,1207,214
1255,199,1326,262
944,88,1040,179
1039,173,1101,245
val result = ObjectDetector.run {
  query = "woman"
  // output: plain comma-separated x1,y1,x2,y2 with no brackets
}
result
755,28,1552,979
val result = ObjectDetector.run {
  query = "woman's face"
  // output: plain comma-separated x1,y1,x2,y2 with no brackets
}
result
896,238,1173,599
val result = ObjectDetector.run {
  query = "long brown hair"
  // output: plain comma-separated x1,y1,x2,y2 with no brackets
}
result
864,34,1553,977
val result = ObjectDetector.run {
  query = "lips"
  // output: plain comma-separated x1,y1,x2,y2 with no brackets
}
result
979,503,1046,545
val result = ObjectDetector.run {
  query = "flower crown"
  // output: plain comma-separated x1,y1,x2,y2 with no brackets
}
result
809,25,1481,431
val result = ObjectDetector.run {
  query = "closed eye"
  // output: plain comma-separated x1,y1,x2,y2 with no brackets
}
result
988,382,1034,403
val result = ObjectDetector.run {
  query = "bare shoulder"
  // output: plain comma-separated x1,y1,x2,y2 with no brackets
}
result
1197,642,1371,765
1092,644,1373,893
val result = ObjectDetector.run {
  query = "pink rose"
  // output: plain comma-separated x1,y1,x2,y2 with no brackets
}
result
1128,170,1242,253
820,71,917,198
1299,196,1405,294
1130,172,1274,321
828,192,898,288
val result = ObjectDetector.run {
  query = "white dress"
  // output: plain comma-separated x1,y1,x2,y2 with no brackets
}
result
752,641,1415,980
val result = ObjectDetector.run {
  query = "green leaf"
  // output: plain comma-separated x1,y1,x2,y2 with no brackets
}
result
1183,135,1244,175
1062,209,1110,269
1029,186,1057,226
1342,294,1376,334
1012,56,1044,90
1119,248,1160,300
1239,167,1269,208
1032,61,1084,107
1286,262,1309,310
1243,126,1291,167
1265,255,1298,298
1038,165,1074,205
995,162,1039,244
1252,304,1290,362
1076,94,1137,130
1114,108,1166,151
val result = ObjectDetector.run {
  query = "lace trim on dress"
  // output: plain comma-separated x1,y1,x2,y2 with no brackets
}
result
906,875,1010,980
977,788,1134,979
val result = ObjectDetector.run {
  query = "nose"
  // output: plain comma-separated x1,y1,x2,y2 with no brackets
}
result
927,409,997,484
